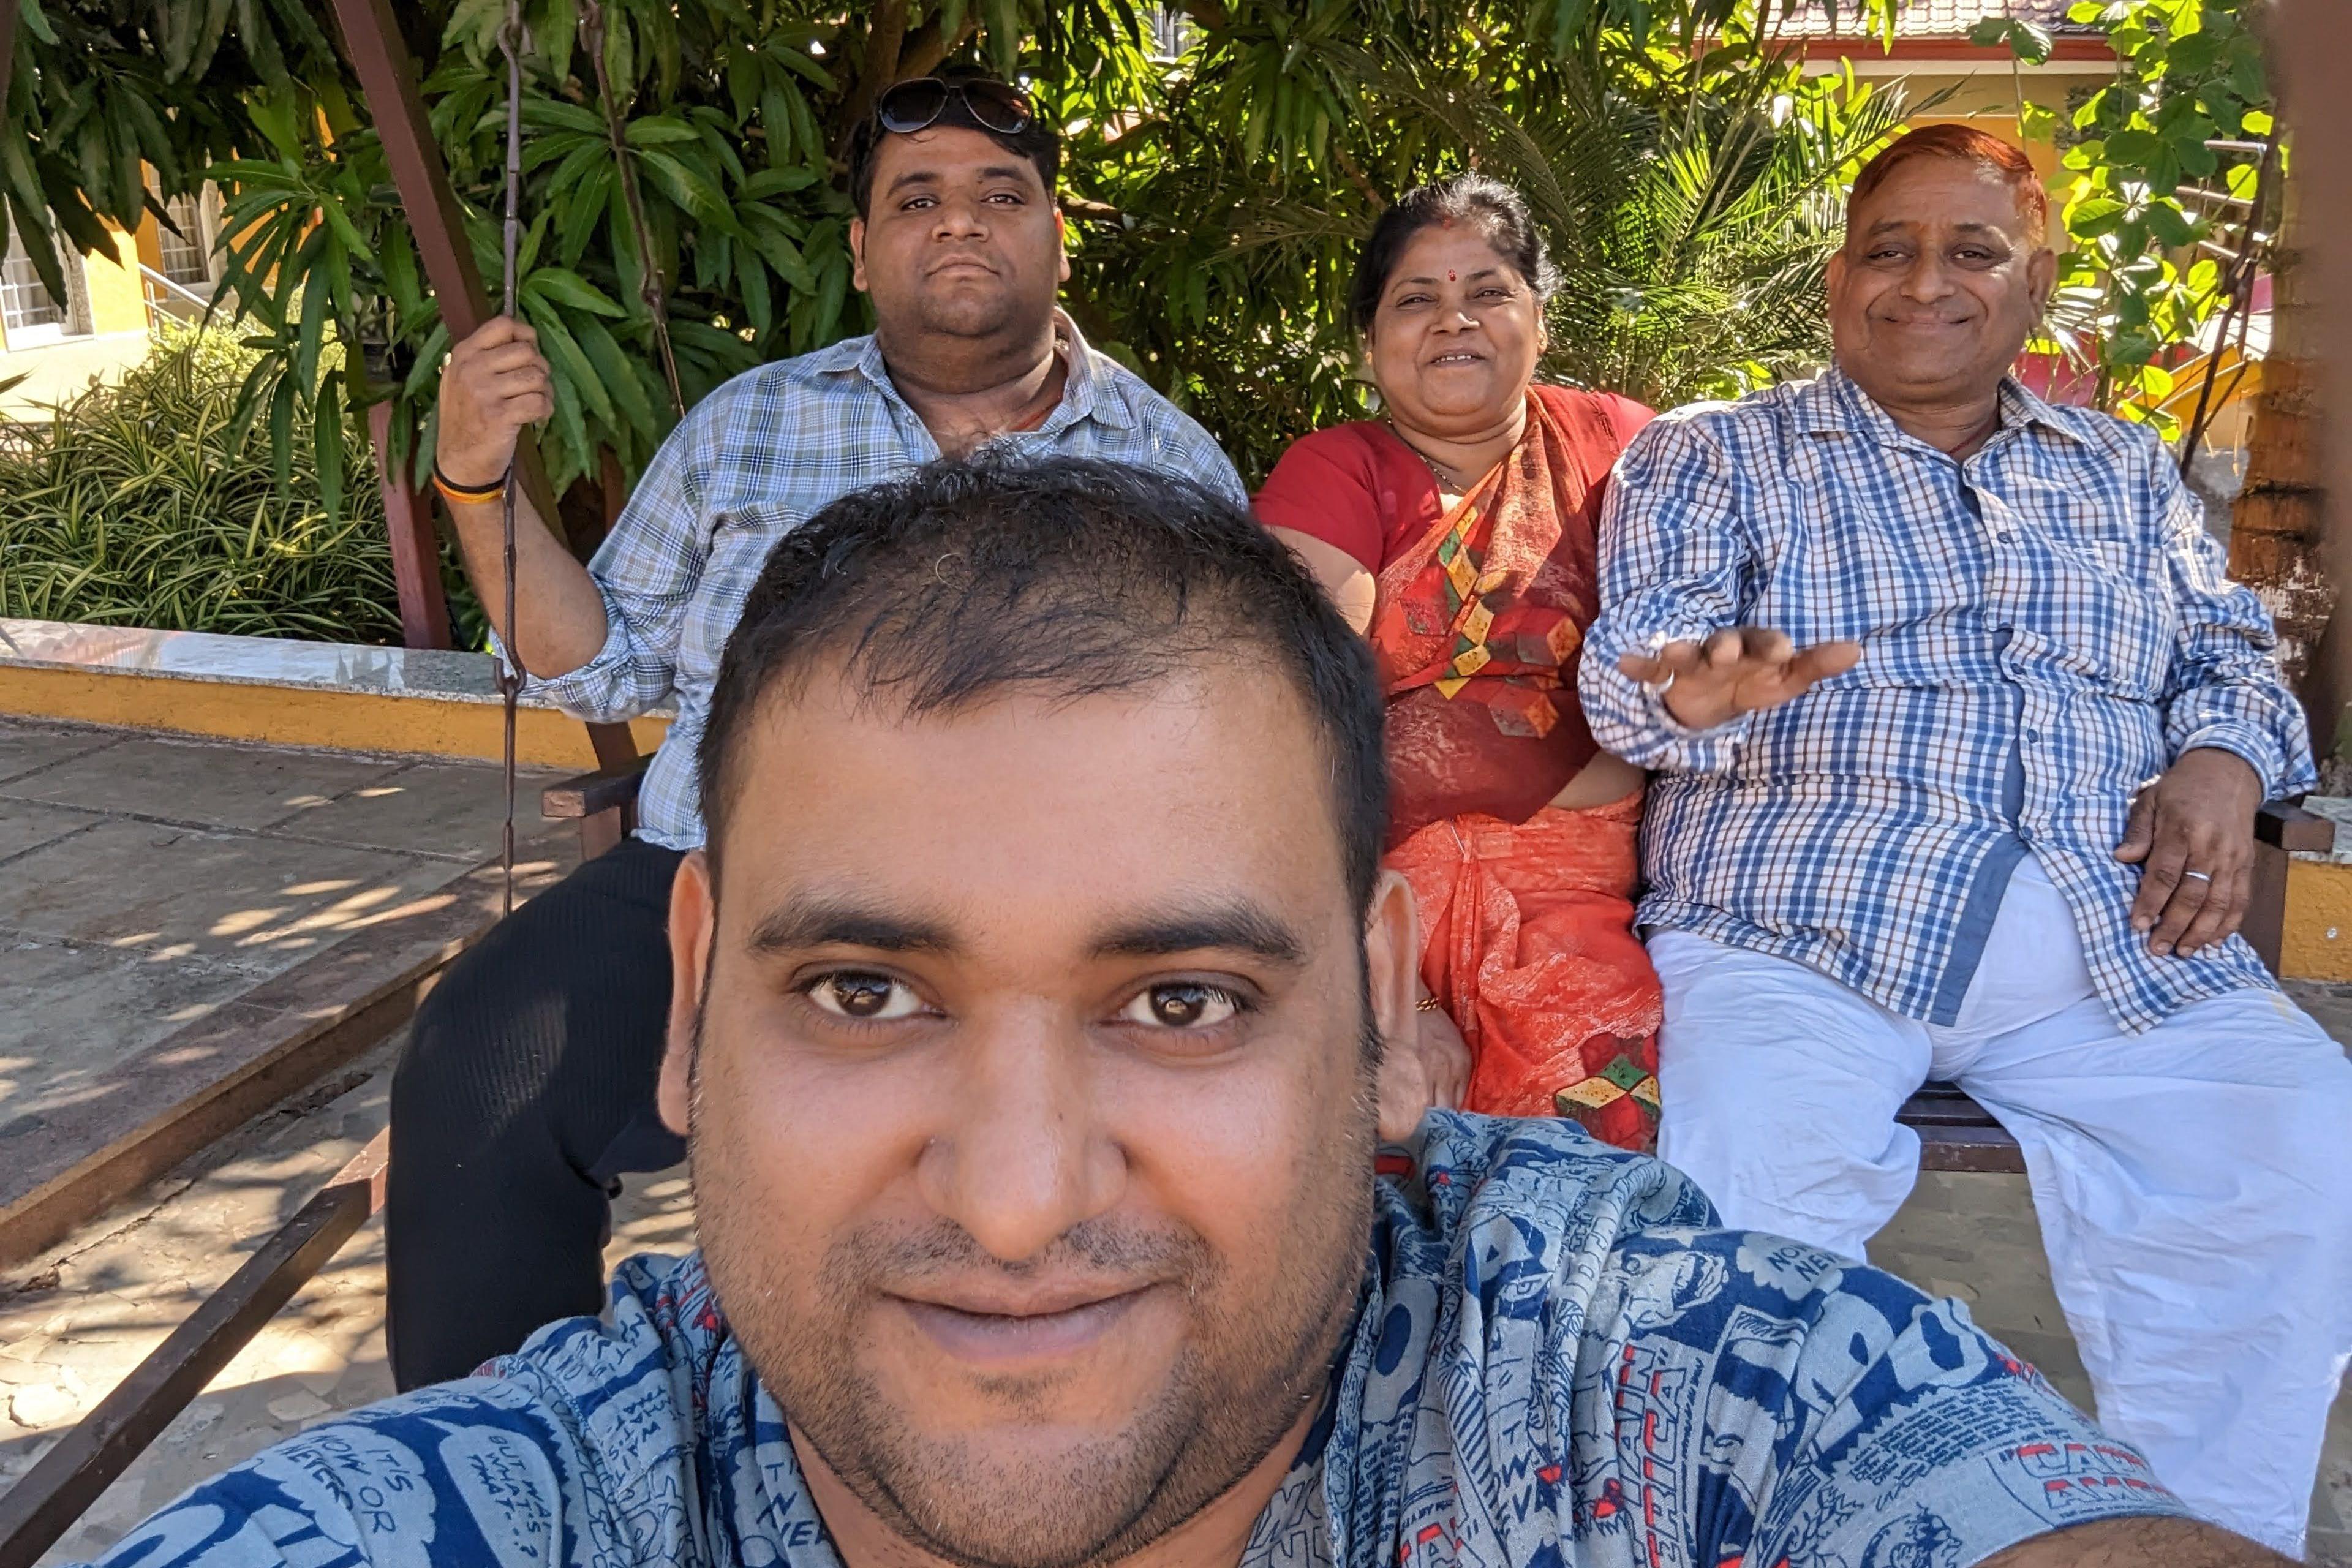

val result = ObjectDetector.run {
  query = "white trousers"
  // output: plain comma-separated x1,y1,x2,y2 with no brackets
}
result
1653,856,2352,1557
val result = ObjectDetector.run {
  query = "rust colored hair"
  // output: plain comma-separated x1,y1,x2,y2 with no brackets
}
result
1848,124,2049,240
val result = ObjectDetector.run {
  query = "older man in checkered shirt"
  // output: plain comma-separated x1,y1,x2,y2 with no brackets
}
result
1581,124,2352,1555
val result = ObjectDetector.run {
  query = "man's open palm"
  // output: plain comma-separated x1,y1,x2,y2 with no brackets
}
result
1617,628,1863,731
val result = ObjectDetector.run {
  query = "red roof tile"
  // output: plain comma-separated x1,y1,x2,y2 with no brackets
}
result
1776,0,2102,39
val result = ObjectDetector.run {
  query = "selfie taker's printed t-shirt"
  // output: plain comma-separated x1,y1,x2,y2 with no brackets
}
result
70,1116,2185,1568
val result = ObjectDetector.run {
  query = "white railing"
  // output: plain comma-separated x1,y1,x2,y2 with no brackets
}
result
138,264,217,336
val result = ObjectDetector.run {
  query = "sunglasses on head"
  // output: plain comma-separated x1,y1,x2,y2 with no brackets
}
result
875,77,1034,137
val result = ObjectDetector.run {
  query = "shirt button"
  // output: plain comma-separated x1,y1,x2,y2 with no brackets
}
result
2026,729,2041,743
1997,531,2016,544
2019,826,2035,843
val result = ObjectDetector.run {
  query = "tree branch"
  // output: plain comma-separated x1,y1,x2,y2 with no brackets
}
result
834,0,911,159
1063,195,1126,224
1334,143,1388,209
898,12,975,81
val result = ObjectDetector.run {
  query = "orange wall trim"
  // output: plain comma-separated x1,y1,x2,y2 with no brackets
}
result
2282,861,2352,982
0,665,668,769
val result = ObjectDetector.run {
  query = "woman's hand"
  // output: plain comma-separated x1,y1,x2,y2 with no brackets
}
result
1414,995,1472,1112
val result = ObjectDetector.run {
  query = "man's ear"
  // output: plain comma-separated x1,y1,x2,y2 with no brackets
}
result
2027,245,2057,315
1825,247,1849,306
1362,867,1434,1144
658,848,716,1138
1055,206,1072,284
849,215,870,294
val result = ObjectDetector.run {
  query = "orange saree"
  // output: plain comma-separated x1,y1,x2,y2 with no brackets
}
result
1284,385,1662,1148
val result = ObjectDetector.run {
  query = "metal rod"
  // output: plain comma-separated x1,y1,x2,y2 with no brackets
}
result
2176,185,2254,212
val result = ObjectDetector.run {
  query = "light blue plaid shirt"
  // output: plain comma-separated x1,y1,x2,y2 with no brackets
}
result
1581,368,2314,1033
532,314,1245,849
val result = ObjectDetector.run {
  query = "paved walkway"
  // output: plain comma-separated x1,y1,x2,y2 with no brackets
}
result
0,715,562,1136
0,716,568,1267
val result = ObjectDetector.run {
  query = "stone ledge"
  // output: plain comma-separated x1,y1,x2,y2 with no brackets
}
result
0,620,668,769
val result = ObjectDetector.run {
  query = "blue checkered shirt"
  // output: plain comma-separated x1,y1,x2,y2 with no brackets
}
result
531,314,1245,849
1581,368,2314,1033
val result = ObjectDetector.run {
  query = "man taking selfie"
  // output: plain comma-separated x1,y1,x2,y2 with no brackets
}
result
80,459,2290,1568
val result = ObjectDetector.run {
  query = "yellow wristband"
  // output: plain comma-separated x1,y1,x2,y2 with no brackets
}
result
432,466,510,505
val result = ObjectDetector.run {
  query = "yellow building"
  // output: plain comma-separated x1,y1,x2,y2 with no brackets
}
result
0,186,223,417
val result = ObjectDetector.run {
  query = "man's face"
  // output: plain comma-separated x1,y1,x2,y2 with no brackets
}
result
663,661,1428,1568
1828,156,2056,410
850,124,1069,346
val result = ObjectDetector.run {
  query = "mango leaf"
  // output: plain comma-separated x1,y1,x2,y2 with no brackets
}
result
638,148,734,227
524,266,627,315
524,298,618,428
742,167,818,200
315,369,346,521
575,316,657,439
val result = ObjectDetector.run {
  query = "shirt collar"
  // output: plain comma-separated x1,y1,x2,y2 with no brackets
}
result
818,308,1133,434
1803,363,2087,450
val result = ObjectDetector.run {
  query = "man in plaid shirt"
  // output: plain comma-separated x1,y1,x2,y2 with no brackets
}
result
389,72,1243,1394
1581,125,2352,1555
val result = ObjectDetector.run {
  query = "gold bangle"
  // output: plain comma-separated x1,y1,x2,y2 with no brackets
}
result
432,466,510,506
1415,995,1443,1012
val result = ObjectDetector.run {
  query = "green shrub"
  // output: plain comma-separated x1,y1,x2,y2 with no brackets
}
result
0,328,411,644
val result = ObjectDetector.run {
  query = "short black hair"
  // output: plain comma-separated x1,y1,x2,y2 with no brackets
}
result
697,456,1388,914
846,68,1063,219
1349,172,1561,336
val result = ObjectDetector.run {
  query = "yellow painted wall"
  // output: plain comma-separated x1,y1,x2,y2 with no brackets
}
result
2282,861,2352,982
0,213,159,417
0,664,672,770
84,233,148,336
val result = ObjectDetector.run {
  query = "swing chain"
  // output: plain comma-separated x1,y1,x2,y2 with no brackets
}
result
494,0,529,918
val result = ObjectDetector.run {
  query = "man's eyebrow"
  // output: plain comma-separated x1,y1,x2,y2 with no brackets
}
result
747,897,957,957
1089,903,1306,965
884,169,942,197
976,164,1036,186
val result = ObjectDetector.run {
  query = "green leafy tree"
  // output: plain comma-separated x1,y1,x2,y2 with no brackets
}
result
1074,18,1912,477
1980,0,2274,430
2,0,1907,521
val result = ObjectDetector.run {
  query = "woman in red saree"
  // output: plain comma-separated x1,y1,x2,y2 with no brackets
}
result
1256,174,1662,1150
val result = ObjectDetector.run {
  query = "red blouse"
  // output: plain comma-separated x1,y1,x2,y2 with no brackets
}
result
1253,384,1654,573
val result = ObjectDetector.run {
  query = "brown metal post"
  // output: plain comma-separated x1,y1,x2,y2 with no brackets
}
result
325,0,637,762
370,401,454,649
2274,1,2352,763
326,0,559,527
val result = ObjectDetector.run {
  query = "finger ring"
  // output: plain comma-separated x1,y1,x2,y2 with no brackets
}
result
1415,995,1443,1012
1644,671,1677,698
2181,870,2213,883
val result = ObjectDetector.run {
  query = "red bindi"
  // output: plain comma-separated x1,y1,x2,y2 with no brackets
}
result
1447,270,1457,281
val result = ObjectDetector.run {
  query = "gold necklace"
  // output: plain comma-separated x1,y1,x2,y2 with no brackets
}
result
1385,419,1467,490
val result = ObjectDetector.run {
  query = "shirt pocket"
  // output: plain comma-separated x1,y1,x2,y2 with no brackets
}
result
2038,497,2173,696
